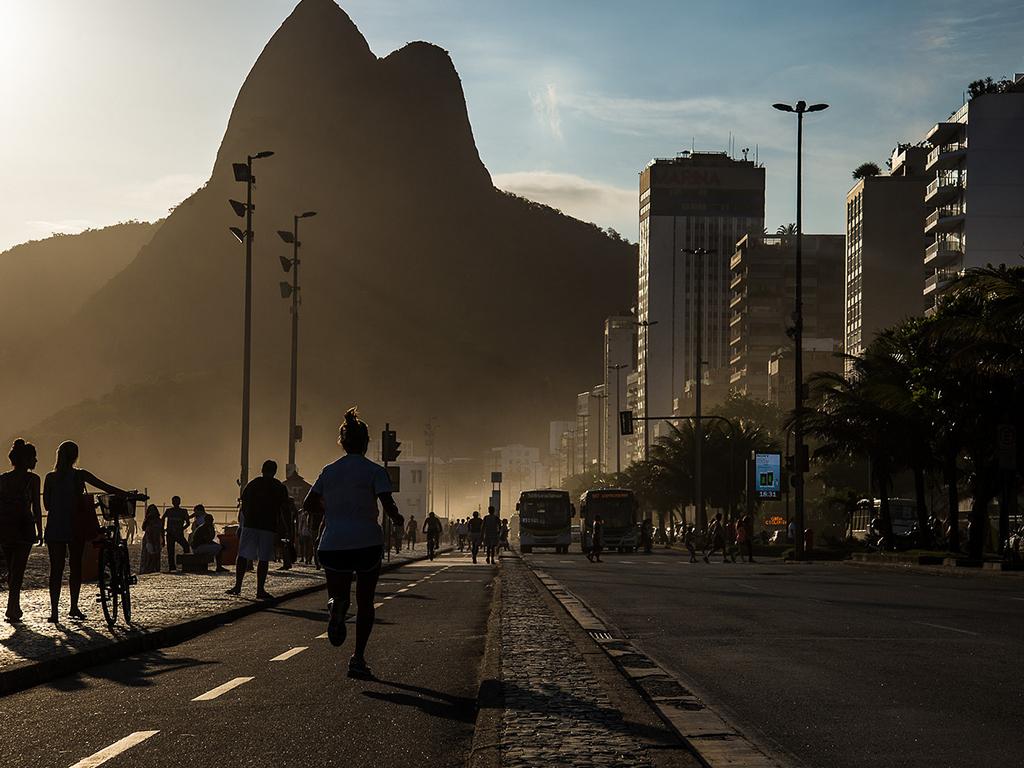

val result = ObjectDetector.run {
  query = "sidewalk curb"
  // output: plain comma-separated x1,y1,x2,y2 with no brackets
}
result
529,564,796,768
0,551,443,698
842,558,1024,579
467,561,503,768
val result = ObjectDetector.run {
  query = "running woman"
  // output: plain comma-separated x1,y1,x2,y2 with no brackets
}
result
304,408,403,679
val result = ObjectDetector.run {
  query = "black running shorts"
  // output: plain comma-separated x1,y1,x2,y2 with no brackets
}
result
318,545,384,574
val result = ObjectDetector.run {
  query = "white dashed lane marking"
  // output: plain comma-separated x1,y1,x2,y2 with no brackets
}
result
192,677,255,701
269,647,308,662
914,621,979,637
68,731,160,768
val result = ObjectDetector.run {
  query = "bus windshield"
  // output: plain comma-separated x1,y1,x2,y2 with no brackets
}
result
588,493,635,529
520,497,571,530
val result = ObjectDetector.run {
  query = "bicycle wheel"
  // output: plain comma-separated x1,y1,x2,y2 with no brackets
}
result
98,547,120,628
120,547,134,624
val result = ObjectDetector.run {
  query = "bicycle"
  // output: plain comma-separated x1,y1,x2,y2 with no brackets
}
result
426,533,439,560
95,491,147,628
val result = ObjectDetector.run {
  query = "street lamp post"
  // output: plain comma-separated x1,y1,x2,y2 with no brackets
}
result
277,210,317,479
609,364,628,474
681,247,715,531
638,320,658,461
590,389,607,473
228,150,274,494
773,99,829,559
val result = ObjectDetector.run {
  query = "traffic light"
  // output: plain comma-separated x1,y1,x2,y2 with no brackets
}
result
382,429,401,463
619,410,635,436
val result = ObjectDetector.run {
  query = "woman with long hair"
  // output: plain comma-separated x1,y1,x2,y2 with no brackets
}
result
303,408,403,679
42,441,129,622
0,439,43,623
140,504,163,574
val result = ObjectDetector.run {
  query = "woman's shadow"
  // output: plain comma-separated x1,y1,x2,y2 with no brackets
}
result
361,678,476,723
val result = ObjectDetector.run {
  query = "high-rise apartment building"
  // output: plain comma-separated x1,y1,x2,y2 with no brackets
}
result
922,75,1024,310
637,152,765,455
844,145,929,368
729,233,845,399
602,316,635,474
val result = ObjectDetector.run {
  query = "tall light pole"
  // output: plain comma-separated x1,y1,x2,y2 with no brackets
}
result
638,319,658,461
228,150,274,494
681,248,716,531
773,99,828,559
590,389,607,473
425,417,438,515
609,364,627,474
277,210,316,479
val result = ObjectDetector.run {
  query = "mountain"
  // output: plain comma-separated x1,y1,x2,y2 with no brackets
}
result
0,221,160,358
6,0,635,502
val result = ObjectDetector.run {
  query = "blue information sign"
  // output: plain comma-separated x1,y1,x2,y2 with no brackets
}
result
754,452,782,500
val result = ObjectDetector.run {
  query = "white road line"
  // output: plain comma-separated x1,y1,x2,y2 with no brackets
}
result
397,588,408,593
738,583,759,591
914,621,980,637
406,583,417,587
316,632,329,639
1011,597,1024,601
383,595,395,600
269,647,308,662
374,602,384,609
192,676,255,701
68,731,160,768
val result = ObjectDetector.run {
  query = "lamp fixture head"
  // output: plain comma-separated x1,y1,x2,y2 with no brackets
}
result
228,226,246,243
277,230,295,244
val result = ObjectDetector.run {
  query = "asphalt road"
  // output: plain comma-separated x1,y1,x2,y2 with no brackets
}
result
0,551,493,768
525,549,1024,768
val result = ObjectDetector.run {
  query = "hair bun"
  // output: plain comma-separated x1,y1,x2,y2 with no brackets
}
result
13,438,25,448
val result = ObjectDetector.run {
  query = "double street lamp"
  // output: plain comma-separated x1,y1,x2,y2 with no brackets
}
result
228,150,274,493
773,99,829,559
278,211,317,480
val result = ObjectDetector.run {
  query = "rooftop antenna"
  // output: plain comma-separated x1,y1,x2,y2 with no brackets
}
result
692,136,695,153
742,147,750,161
755,143,759,165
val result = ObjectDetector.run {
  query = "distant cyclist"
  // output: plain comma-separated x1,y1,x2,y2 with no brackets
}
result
303,408,403,679
482,506,500,564
423,511,443,560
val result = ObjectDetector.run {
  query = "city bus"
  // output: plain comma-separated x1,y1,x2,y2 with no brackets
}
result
579,488,639,553
516,489,574,553
850,498,917,540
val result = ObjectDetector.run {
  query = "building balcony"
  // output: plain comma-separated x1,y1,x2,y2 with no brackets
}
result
923,268,961,296
729,352,743,367
924,238,964,268
729,312,742,328
729,334,742,348
729,273,743,291
926,142,967,172
925,121,966,147
924,176,963,205
729,292,745,310
924,205,965,234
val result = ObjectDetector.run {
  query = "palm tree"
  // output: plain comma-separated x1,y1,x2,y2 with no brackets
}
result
852,162,881,179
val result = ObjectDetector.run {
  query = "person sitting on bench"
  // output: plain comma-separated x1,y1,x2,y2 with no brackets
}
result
189,504,228,572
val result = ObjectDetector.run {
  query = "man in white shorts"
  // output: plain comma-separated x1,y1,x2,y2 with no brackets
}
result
227,459,288,599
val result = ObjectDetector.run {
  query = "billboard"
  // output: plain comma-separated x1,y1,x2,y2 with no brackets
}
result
754,452,782,500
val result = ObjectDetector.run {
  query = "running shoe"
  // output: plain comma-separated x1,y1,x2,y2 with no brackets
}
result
327,598,348,647
347,656,373,679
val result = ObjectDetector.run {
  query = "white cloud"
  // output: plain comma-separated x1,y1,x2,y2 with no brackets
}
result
558,90,790,151
530,83,562,140
493,170,635,238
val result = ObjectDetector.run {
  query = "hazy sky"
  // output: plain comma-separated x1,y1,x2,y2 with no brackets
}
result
2,0,1022,251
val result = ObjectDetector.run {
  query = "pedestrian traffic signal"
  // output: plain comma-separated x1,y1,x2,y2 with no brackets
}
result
619,410,634,436
382,429,401,462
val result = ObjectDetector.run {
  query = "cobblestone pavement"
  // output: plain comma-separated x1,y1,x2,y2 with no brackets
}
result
500,558,653,768
0,551,422,673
